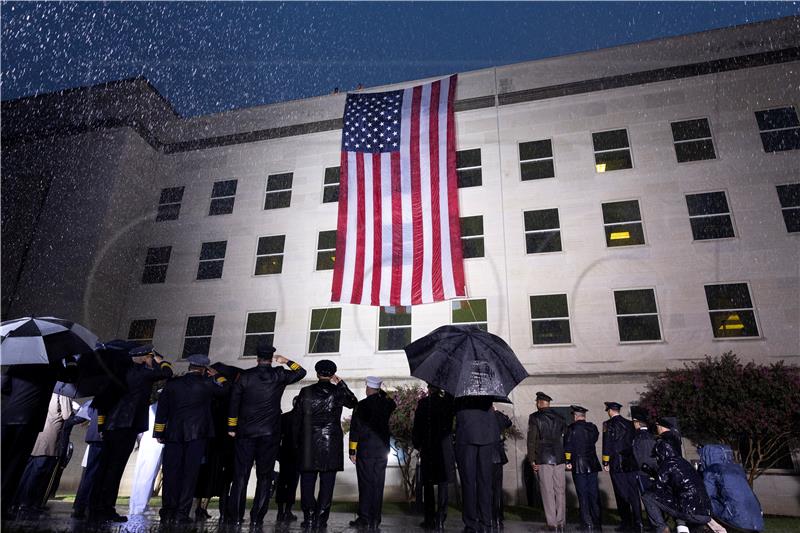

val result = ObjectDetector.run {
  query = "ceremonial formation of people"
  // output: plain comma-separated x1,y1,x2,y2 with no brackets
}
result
2,338,757,533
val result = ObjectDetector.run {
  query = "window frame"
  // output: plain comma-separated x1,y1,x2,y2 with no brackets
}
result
754,105,800,153
322,166,341,204
263,172,294,210
684,189,737,241
315,229,337,271
612,287,664,344
196,240,227,281
601,198,647,248
240,309,278,359
460,214,485,259
182,314,215,358
253,234,286,276
591,127,634,173
703,281,762,341
127,318,157,346
451,298,488,331
156,186,185,222
376,305,412,353
523,207,563,255
307,306,342,355
776,182,800,234
209,179,238,216
528,292,573,347
670,117,717,164
455,148,483,188
518,138,556,181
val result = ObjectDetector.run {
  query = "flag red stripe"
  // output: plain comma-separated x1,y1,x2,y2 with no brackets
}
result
371,152,382,306
331,152,349,301
410,86,424,305
352,152,366,304
428,80,445,301
390,152,402,306
446,75,465,294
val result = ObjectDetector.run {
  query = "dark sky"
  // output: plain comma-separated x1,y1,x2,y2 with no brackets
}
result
1,2,798,117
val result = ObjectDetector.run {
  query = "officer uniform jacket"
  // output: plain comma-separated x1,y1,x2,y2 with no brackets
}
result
153,371,229,442
454,396,498,446
1,362,78,429
30,394,74,457
492,410,512,465
227,360,306,438
298,380,357,472
632,427,658,475
412,392,455,484
349,390,396,459
564,419,602,474
97,360,174,433
602,414,638,472
527,408,566,465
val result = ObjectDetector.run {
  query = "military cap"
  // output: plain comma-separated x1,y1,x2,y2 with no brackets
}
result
604,401,623,411
129,344,154,356
656,416,678,431
186,354,211,367
366,376,382,389
631,406,650,422
535,391,553,402
315,359,337,377
256,338,276,359
570,404,588,413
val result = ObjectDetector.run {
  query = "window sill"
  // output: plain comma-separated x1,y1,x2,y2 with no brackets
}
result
605,243,649,250
618,339,666,345
306,352,342,357
526,250,565,256
520,176,557,183
711,335,763,342
251,273,283,278
691,237,738,243
530,343,575,348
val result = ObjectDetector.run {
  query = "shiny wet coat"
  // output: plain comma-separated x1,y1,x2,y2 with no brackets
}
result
649,438,712,520
298,380,357,472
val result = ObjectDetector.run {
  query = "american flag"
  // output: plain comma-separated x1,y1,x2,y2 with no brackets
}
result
331,75,466,306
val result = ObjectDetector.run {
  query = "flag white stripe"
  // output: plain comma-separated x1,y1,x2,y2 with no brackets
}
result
361,154,375,305
340,151,358,304
438,76,456,299
379,153,393,304
419,83,434,303
399,87,414,306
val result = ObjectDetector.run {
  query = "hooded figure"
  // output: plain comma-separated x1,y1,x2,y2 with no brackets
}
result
700,444,764,532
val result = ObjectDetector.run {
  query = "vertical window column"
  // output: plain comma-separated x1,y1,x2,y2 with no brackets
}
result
142,246,171,284
456,149,482,188
613,289,662,342
183,315,215,357
243,312,277,357
156,186,184,221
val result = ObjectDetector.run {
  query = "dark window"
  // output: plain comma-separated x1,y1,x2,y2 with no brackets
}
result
452,299,488,331
127,319,156,345
264,173,293,209
686,192,735,240
323,167,340,203
671,119,716,162
209,179,237,215
602,200,645,247
197,241,227,280
524,208,562,253
776,183,800,233
255,235,285,275
755,107,800,152
378,306,412,351
704,283,759,338
614,289,662,342
530,294,571,345
309,307,342,354
460,216,484,258
242,311,277,357
592,129,633,172
316,230,337,270
183,315,215,357
456,149,482,188
142,246,171,284
156,186,184,221
519,139,555,181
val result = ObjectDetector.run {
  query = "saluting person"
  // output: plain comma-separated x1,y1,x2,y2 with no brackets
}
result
564,405,602,531
602,401,642,533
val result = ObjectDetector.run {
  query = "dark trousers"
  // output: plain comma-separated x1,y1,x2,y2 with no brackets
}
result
455,442,493,532
161,439,206,520
610,471,642,529
356,455,388,525
17,456,58,509
89,428,138,517
73,443,103,513
275,461,300,505
638,474,665,528
492,463,504,524
300,471,337,522
227,435,280,523
641,492,711,528
1,423,41,515
423,481,449,525
573,471,602,529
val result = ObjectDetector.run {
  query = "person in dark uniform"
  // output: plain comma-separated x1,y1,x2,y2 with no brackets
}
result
297,360,357,530
276,396,302,522
348,376,397,529
412,385,455,531
1,358,77,520
631,407,663,532
491,405,512,530
71,400,101,519
153,354,229,524
527,391,567,531
225,342,306,526
564,405,602,531
455,396,499,533
602,401,642,533
655,417,682,458
89,345,173,524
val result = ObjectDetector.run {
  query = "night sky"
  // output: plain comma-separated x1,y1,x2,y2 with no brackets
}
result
1,2,798,117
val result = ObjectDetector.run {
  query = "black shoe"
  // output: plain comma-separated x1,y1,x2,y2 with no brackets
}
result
301,510,315,529
350,517,370,528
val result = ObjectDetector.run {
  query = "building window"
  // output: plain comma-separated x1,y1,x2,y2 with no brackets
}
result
323,167,340,203
378,306,411,351
156,186,184,221
776,183,800,233
519,139,555,180
671,118,716,162
602,200,645,247
755,106,800,152
524,208,562,253
183,315,215,357
309,307,342,354
197,241,227,280
209,179,237,216
614,288,662,342
264,172,293,209
685,191,735,240
141,246,171,284
460,215,484,258
592,129,633,172
704,283,759,338
530,294,571,345
452,299,487,331
127,319,156,345
456,149,482,188
242,311,277,357
316,230,337,270
255,235,285,275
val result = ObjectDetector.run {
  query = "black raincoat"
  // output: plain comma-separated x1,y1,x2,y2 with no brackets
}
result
298,380,357,472
646,438,712,523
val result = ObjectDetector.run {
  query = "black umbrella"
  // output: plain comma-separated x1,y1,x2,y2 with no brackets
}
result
404,325,529,398
54,340,137,398
210,362,245,381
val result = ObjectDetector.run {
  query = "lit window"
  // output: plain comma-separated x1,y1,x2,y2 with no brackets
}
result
451,299,487,331
378,306,411,351
309,307,342,354
776,183,800,233
128,319,156,346
242,311,276,357
755,106,800,152
614,289,662,342
460,215,484,258
197,241,227,280
602,200,645,247
264,172,293,209
183,315,215,357
524,208,562,253
156,186,184,221
671,119,716,162
142,246,171,284
255,235,285,275
209,179,237,216
685,191,735,240
316,230,337,271
530,294,571,345
456,149,482,188
519,139,555,180
323,167,340,203
592,129,632,172
704,283,759,338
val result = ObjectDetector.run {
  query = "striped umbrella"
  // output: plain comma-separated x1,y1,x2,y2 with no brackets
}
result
0,316,98,366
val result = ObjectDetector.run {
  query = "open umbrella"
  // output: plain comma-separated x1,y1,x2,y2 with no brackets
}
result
53,340,138,398
0,316,98,366
404,325,529,398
